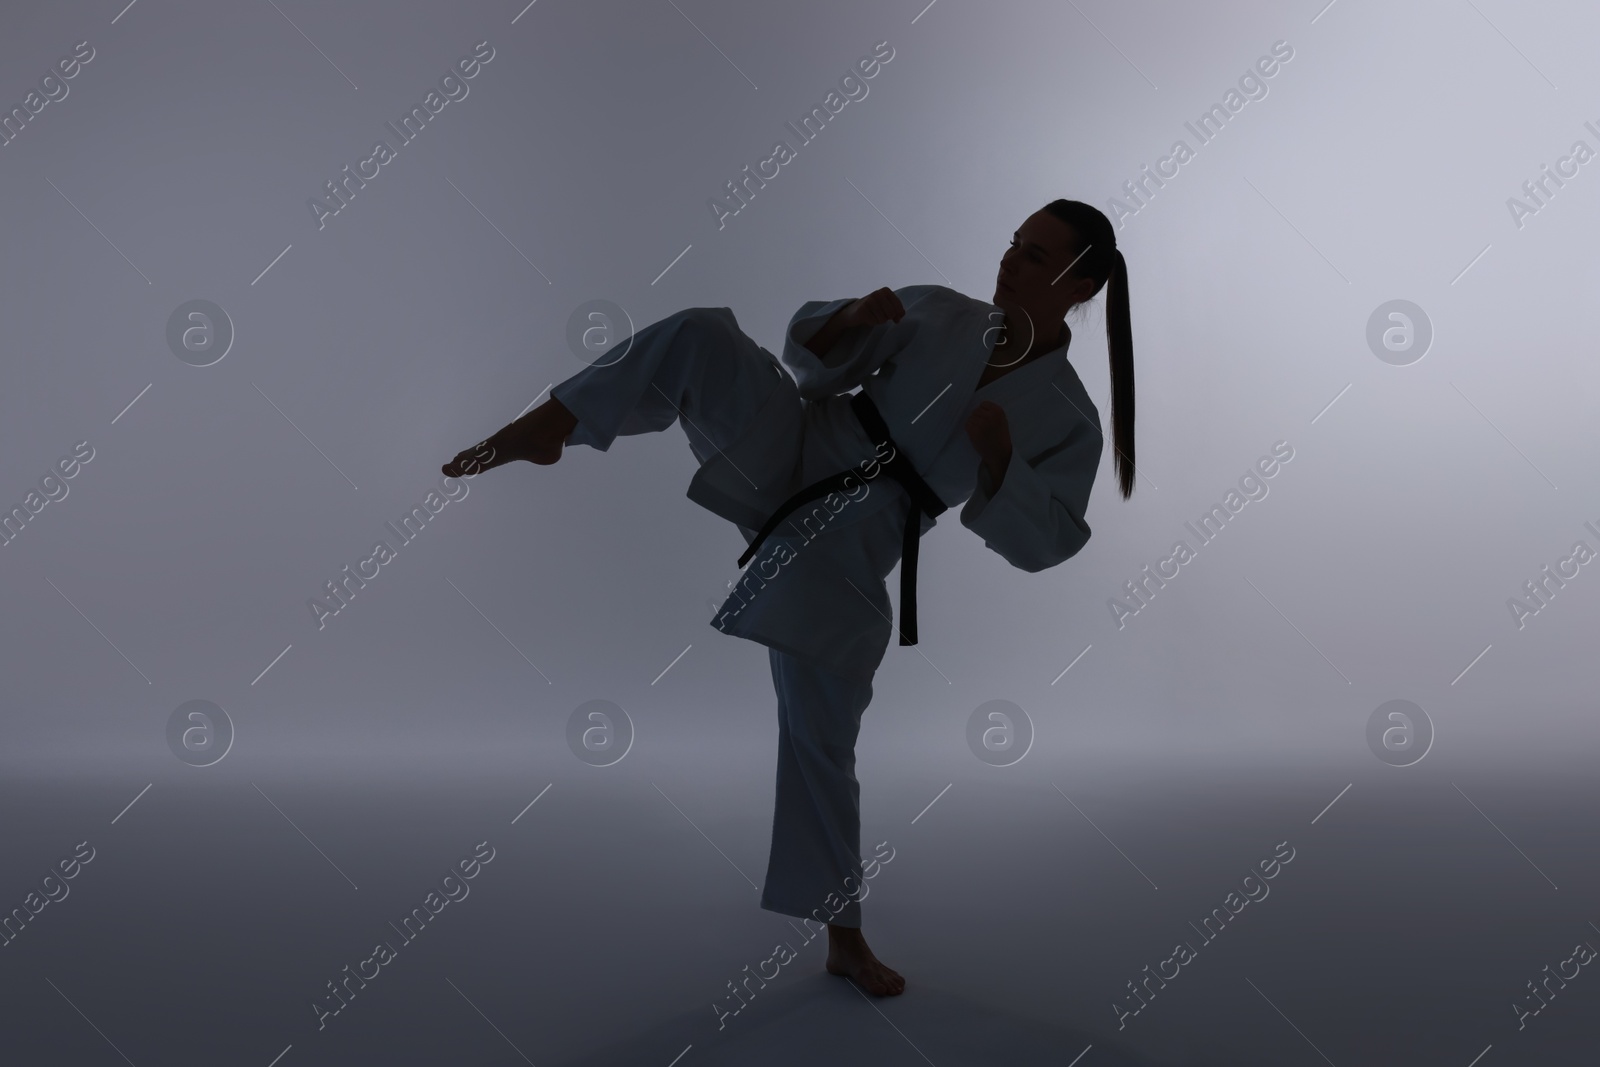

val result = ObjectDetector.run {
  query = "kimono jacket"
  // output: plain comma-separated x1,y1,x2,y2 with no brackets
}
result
685,284,1104,681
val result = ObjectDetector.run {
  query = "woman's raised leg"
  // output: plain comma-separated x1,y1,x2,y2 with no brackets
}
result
442,306,784,477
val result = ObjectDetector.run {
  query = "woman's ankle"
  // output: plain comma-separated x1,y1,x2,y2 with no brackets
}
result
536,396,578,436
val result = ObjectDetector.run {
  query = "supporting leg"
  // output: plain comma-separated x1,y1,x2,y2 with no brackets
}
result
760,648,905,996
760,647,871,927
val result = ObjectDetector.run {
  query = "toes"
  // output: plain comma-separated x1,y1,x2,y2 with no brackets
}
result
860,965,904,997
443,443,507,478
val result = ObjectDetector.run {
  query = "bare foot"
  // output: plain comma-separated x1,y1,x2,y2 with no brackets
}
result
825,924,905,996
442,398,578,477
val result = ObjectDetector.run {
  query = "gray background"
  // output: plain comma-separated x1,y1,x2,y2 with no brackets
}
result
2,1,1597,1065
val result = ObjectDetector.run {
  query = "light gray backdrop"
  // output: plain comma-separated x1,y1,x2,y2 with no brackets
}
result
2,2,1597,1065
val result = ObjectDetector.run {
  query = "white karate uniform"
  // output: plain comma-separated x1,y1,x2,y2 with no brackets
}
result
549,285,1103,926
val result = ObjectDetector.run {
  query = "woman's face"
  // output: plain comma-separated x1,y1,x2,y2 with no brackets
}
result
994,211,1095,321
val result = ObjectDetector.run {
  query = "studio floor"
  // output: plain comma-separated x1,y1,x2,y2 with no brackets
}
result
2,750,1595,1067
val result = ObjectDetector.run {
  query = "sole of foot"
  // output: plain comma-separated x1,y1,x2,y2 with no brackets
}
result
442,401,574,477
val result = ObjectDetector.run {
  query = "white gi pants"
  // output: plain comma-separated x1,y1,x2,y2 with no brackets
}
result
550,306,879,928
759,647,872,928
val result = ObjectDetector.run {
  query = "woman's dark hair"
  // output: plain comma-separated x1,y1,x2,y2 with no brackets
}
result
1041,199,1135,499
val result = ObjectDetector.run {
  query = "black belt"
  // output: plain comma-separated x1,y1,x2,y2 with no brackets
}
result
736,391,947,645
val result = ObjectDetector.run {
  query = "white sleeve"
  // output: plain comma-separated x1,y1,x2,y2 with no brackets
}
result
780,286,938,400
959,415,1103,572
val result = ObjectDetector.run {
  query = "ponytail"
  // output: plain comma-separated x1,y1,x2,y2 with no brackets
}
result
1105,248,1135,499
1040,199,1137,499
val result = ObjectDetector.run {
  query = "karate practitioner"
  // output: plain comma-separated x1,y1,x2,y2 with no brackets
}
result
444,199,1136,997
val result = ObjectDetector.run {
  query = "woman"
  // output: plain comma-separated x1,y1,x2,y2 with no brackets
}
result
443,199,1135,997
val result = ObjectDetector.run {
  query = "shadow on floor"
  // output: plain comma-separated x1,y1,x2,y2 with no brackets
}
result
539,971,1171,1067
